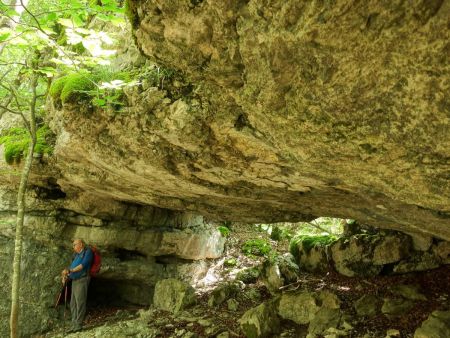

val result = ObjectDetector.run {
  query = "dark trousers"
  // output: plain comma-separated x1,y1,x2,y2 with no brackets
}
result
70,276,90,329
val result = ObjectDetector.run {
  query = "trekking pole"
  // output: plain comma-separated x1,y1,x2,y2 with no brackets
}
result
54,281,65,308
63,278,68,335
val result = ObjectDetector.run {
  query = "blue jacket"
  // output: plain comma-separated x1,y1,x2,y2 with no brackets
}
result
69,247,93,279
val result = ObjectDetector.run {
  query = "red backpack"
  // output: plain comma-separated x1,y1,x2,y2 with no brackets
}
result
89,246,102,277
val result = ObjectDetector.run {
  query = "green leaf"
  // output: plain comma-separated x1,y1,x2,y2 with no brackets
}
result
57,18,75,28
37,67,57,77
71,14,84,27
0,32,11,42
93,98,106,106
45,13,58,22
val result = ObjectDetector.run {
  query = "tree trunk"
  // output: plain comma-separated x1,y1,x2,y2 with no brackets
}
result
9,74,37,338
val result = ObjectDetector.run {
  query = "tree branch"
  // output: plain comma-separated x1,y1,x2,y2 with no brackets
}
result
0,103,21,115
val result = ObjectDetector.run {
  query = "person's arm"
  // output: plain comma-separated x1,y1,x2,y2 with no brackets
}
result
77,248,93,272
68,264,83,273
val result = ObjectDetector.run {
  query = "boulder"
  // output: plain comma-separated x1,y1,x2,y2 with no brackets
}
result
330,232,411,277
278,290,340,325
260,254,299,294
354,294,380,317
153,278,196,313
308,308,341,337
235,267,260,284
208,281,242,307
388,284,427,301
414,311,450,338
432,241,450,264
239,301,280,338
393,252,441,274
381,298,415,318
405,232,433,252
290,237,331,272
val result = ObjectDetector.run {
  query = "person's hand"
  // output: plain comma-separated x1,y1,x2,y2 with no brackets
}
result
61,269,69,284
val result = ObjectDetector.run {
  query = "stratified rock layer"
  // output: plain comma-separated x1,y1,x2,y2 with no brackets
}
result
44,1,450,239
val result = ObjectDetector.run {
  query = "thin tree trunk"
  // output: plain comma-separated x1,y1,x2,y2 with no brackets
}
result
9,74,37,338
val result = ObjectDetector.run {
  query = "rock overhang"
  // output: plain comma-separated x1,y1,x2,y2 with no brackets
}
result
42,0,450,239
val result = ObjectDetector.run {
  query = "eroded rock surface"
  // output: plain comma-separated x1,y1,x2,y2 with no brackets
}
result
43,0,450,240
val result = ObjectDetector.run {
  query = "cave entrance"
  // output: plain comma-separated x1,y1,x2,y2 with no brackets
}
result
87,277,153,308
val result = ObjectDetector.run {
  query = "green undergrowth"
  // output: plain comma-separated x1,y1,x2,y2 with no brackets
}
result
218,225,231,237
290,234,338,257
0,126,53,164
242,239,272,257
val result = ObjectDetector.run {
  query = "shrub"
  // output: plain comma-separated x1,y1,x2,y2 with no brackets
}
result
218,225,230,237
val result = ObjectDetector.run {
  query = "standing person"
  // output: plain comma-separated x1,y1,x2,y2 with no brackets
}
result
62,239,93,333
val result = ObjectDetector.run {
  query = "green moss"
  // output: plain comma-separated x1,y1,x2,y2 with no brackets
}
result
242,239,272,257
50,67,133,109
0,126,54,164
224,258,237,267
242,324,258,338
236,267,260,284
60,73,96,103
49,77,67,100
218,225,230,237
290,234,337,256
49,72,96,104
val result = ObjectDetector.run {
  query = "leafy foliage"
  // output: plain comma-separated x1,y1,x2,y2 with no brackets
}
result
218,225,231,237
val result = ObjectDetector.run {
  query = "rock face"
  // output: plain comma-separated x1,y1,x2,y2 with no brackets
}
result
153,278,196,313
0,188,224,337
43,0,450,240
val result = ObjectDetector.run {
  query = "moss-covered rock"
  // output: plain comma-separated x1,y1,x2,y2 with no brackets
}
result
278,290,340,325
235,267,260,284
208,281,242,307
414,311,450,338
290,235,336,272
153,278,196,314
354,294,381,317
239,300,280,338
330,232,412,277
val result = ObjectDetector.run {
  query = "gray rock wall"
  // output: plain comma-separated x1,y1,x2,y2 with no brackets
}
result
0,192,224,337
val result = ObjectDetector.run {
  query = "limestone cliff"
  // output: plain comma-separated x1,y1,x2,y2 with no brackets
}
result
42,0,449,239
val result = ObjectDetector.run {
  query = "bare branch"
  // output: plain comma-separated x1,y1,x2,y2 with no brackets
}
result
0,103,21,115
0,61,27,66
19,0,44,33
34,7,85,17
0,68,12,83
306,221,332,234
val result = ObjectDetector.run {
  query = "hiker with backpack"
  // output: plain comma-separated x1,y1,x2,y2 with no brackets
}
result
61,239,93,333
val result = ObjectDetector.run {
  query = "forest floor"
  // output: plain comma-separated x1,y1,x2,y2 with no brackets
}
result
38,224,450,338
